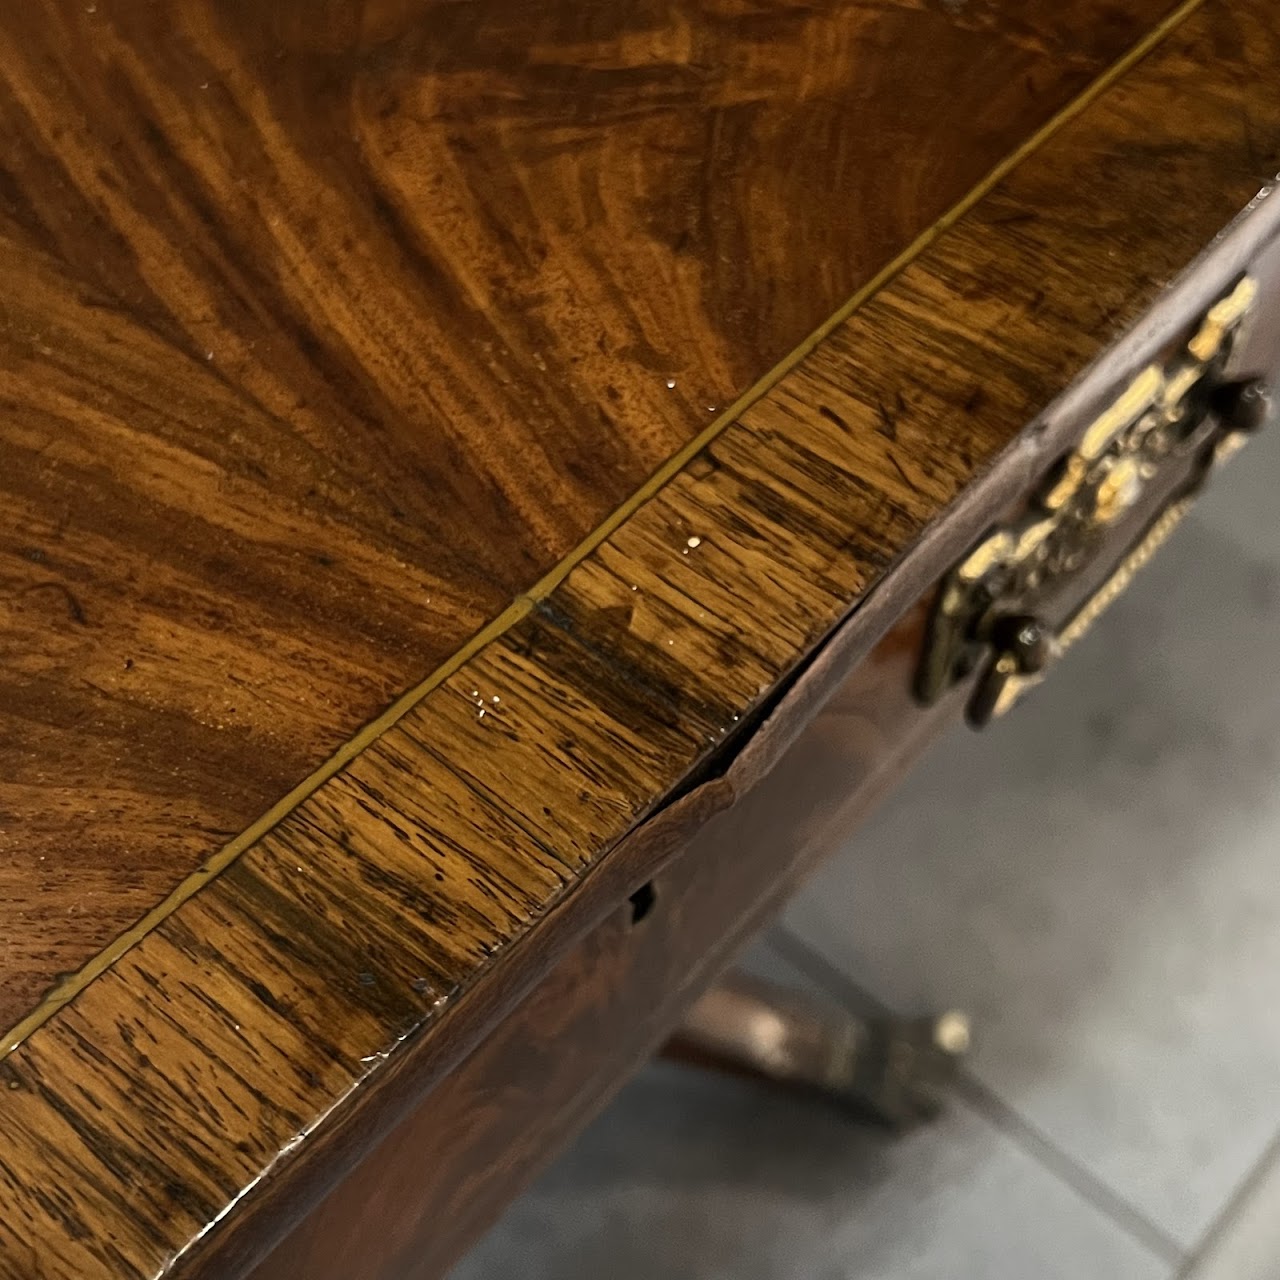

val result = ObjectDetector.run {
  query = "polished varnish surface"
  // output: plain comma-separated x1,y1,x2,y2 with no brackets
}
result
3,1,1280,1277
244,607,959,1280
0,0,1175,1026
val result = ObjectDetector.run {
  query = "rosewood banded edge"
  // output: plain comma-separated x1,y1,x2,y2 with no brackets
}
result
3,2,1280,1275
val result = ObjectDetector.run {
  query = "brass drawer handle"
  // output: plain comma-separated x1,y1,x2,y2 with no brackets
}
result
917,277,1270,727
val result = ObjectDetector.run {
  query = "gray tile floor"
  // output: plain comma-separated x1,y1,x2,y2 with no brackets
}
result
453,422,1280,1279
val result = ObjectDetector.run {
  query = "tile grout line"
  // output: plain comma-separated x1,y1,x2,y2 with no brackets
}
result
768,927,1187,1268
1175,1126,1280,1277
950,1074,1185,1268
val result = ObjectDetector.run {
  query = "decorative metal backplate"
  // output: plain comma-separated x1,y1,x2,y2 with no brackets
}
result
917,276,1264,726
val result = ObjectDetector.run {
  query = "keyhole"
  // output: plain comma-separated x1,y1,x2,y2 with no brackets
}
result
628,881,657,925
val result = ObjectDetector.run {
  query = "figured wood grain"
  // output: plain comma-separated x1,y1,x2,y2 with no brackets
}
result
248,613,953,1280
3,3,1280,1276
0,0,1178,1028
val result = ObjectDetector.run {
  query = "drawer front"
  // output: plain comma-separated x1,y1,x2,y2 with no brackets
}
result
250,209,1280,1280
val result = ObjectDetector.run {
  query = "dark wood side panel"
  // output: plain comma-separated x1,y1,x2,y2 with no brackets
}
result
256,189,1280,1280
249,615,954,1280
0,0,1176,1025
2,5,1279,1276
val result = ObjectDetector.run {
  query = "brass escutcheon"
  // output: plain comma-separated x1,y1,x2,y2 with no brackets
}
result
916,276,1269,727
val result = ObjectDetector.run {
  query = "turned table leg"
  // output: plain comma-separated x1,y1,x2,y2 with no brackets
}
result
662,971,970,1128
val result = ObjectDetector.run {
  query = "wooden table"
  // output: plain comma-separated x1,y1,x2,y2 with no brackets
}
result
2,1,1279,1275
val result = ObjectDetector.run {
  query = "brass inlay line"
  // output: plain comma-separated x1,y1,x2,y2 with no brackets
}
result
0,0,1208,1060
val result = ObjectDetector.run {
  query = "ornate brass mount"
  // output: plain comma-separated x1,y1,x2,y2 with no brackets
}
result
917,277,1270,727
